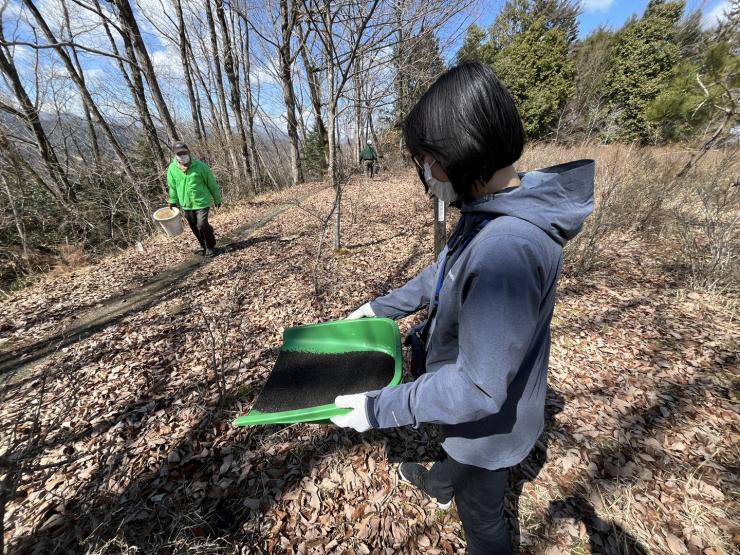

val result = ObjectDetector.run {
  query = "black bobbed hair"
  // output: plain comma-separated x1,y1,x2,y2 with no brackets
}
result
403,61,525,196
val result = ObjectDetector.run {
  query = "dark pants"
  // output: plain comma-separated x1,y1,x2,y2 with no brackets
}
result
364,160,375,177
183,208,216,250
425,454,512,555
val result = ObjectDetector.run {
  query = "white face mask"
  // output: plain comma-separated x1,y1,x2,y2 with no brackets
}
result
424,160,459,203
176,154,190,165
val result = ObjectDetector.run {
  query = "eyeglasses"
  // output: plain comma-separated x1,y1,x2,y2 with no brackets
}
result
410,154,439,192
411,154,439,173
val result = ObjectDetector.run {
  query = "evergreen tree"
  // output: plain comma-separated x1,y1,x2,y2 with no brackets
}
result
456,24,492,64
494,16,575,139
301,126,328,179
648,40,739,142
489,0,580,50
454,1,578,140
603,0,685,143
676,8,705,63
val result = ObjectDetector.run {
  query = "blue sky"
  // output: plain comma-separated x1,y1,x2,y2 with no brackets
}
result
4,0,733,129
473,0,732,39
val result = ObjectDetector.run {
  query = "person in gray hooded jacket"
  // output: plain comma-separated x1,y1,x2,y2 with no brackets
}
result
330,61,594,554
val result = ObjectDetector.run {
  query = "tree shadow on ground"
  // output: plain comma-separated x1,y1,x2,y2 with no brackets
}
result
0,235,280,378
549,497,648,554
344,232,403,250
221,235,278,255
508,389,649,554
9,355,728,554
8,292,735,553
6,345,445,553
509,299,735,554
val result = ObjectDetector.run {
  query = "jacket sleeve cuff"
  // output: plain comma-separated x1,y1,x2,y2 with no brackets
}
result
365,393,380,428
368,300,400,320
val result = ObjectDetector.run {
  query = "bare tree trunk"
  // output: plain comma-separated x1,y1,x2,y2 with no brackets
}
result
304,0,380,248
215,0,252,188
111,0,180,142
1,171,28,254
297,22,328,166
394,3,406,161
352,63,363,170
367,102,379,145
202,0,241,178
204,0,233,143
321,3,340,249
296,93,308,145
238,11,260,192
279,0,304,186
0,23,73,207
188,36,240,176
93,0,165,178
175,0,202,141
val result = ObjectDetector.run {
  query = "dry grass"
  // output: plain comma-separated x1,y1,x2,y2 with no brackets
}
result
47,244,90,279
520,142,739,291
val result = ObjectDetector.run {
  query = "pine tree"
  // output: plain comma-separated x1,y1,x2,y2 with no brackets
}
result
488,0,579,49
648,40,739,143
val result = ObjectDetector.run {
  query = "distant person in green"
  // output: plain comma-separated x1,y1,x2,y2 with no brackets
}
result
359,140,378,178
167,142,222,257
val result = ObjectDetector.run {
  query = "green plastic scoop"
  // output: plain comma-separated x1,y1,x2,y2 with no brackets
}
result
233,317,403,427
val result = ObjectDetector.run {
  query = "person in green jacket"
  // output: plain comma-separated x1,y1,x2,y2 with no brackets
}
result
167,142,222,257
359,140,378,178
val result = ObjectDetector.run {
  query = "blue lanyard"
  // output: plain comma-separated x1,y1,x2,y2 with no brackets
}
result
432,218,492,308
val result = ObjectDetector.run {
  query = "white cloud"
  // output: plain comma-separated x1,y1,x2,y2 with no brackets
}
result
702,0,731,29
581,0,615,13
150,47,184,80
251,65,279,87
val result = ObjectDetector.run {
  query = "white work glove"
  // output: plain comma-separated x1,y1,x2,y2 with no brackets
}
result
346,302,375,320
330,393,373,432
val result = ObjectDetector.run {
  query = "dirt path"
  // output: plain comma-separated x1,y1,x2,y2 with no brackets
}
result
0,188,326,379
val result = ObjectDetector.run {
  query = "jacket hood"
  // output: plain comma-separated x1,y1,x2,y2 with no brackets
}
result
460,159,595,245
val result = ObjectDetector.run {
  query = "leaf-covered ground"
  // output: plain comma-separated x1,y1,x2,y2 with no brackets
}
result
1,168,737,554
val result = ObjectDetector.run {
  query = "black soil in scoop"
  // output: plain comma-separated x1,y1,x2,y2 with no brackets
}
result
251,350,396,413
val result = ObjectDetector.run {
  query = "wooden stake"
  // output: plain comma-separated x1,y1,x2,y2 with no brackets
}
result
434,197,446,256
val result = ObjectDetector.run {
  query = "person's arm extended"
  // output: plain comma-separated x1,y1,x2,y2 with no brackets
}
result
167,167,179,206
367,236,542,427
368,258,441,319
204,164,222,205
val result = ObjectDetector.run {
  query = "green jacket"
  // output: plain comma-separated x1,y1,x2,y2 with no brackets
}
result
359,145,377,162
167,158,222,210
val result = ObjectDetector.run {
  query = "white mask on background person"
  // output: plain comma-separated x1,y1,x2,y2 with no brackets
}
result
176,154,190,165
424,160,459,203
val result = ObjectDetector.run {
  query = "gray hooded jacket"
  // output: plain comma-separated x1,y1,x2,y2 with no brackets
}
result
366,159,595,470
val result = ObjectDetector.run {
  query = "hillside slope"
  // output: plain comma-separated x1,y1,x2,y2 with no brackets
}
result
1,170,737,554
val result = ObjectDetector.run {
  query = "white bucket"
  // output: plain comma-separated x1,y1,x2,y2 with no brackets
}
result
153,207,183,237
